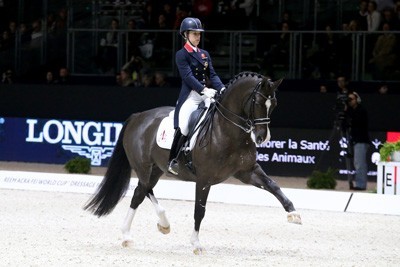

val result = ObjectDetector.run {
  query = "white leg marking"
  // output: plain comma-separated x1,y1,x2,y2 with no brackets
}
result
120,208,136,247
149,194,170,234
190,230,205,255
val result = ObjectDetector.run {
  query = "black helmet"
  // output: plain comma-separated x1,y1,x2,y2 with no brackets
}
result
179,17,204,37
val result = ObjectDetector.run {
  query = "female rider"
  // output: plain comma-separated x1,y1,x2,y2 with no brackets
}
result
167,17,225,175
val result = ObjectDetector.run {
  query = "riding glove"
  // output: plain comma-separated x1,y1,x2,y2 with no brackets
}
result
202,87,217,98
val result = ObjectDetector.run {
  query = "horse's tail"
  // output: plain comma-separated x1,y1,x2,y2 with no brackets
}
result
83,120,132,217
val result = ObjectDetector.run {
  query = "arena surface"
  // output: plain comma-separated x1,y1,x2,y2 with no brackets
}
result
1,187,399,266
1,161,396,266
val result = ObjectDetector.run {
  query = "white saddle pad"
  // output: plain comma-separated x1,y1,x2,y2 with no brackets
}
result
156,111,175,149
156,99,212,150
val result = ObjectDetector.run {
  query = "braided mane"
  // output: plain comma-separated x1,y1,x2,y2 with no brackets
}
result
224,72,264,89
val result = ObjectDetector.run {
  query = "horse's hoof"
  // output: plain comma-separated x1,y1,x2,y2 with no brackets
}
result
287,212,302,225
193,247,206,255
157,223,170,234
121,239,134,247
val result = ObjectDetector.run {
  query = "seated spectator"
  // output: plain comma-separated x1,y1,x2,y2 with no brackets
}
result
45,71,55,84
378,84,389,94
153,14,173,66
140,71,155,88
0,30,11,51
319,84,328,93
126,18,141,58
30,19,43,49
367,1,382,32
368,23,397,79
97,18,119,73
336,21,359,77
380,7,400,30
154,71,170,87
160,2,175,29
316,23,339,80
352,0,368,31
54,67,71,84
141,2,158,29
1,69,14,84
120,69,135,87
279,10,297,30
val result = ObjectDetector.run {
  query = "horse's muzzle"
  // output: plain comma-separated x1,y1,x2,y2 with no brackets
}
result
253,125,271,145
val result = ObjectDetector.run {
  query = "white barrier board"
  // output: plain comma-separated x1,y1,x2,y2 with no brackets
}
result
0,170,399,216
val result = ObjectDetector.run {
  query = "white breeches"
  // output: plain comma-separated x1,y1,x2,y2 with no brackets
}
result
179,90,205,136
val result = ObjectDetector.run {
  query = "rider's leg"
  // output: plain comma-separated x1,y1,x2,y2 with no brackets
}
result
167,91,202,175
167,128,182,175
168,133,187,175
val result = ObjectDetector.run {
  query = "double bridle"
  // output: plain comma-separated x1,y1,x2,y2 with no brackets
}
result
214,80,276,133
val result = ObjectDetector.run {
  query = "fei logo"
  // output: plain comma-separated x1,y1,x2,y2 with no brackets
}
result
25,119,123,166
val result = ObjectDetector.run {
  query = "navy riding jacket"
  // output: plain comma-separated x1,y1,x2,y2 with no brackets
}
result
174,43,224,128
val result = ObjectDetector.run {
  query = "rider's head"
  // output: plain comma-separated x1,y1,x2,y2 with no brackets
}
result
179,17,204,39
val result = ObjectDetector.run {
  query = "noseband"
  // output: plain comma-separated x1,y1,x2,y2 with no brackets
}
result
215,80,276,133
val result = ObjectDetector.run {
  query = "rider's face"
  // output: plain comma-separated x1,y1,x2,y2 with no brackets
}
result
187,31,201,47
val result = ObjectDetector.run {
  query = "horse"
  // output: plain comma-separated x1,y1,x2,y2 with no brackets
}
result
84,71,302,254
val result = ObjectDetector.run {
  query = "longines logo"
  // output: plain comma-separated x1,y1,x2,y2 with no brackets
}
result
25,119,123,166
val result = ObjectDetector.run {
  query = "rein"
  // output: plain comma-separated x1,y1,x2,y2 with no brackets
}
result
214,80,276,133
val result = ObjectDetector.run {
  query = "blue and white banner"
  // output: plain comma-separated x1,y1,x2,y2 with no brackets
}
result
0,117,385,177
0,117,123,166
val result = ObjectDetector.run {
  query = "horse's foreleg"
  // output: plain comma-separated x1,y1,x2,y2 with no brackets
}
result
147,190,170,234
235,164,302,224
191,183,211,255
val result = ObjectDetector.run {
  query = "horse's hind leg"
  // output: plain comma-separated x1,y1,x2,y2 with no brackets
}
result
120,182,147,247
121,168,166,247
121,207,136,247
147,190,170,234
235,164,302,224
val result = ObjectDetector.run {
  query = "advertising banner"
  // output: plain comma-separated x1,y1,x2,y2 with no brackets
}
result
0,117,385,178
256,128,384,177
0,117,122,166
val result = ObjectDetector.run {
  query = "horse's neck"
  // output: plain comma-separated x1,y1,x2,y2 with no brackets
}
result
215,93,251,137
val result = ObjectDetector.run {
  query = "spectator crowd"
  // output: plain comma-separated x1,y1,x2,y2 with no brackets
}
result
1,0,400,86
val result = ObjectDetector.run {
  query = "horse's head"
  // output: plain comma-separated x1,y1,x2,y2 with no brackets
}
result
250,77,282,145
216,72,282,145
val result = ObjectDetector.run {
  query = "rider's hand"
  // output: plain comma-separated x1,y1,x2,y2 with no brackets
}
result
202,87,217,98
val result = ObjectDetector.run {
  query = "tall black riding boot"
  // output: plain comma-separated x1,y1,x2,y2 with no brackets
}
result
167,128,183,175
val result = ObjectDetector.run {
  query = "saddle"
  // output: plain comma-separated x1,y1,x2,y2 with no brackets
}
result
156,101,210,174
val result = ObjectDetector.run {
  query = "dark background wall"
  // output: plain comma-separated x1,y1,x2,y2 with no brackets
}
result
1,84,399,131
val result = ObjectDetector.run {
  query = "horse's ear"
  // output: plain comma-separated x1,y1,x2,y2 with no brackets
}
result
271,78,283,90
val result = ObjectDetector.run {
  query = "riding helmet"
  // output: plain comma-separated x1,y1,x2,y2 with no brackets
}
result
179,17,204,37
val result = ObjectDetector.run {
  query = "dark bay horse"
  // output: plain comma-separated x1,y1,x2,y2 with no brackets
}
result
84,72,302,254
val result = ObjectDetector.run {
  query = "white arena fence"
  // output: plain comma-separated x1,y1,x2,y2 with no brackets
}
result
1,170,399,216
